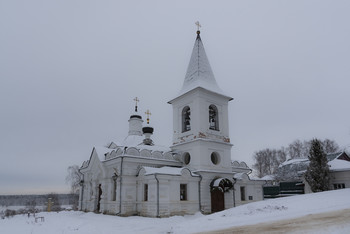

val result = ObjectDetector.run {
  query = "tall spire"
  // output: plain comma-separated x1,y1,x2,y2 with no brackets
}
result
179,24,223,96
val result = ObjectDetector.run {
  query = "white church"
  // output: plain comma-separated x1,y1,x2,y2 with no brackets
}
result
78,28,264,217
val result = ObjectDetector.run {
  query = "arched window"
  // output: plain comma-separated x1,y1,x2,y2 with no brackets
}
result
209,105,219,130
182,106,191,132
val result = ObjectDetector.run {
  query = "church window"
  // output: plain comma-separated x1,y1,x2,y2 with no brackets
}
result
211,152,220,165
182,106,191,132
209,105,219,131
249,196,253,200
180,184,187,201
240,186,246,201
144,184,148,201
183,152,191,165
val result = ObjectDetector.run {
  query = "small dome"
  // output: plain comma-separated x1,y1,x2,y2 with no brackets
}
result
142,126,154,134
130,114,142,119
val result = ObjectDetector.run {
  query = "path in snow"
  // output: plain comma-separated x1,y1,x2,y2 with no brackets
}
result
201,208,350,234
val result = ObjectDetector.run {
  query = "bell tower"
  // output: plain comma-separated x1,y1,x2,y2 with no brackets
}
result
168,28,233,172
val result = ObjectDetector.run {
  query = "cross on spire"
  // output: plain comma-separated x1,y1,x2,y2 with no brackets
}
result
134,97,139,112
195,21,201,31
145,109,151,124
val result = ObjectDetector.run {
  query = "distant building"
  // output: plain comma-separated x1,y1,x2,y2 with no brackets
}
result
273,152,350,194
78,29,264,217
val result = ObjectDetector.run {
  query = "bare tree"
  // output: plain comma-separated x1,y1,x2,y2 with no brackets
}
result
322,138,340,153
287,140,307,159
65,165,82,194
252,148,286,178
25,200,36,213
252,138,339,178
253,151,265,178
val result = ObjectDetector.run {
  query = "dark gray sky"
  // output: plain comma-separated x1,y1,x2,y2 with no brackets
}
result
1,0,350,195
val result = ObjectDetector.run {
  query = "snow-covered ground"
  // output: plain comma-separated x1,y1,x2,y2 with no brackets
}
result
0,205,73,213
1,189,349,234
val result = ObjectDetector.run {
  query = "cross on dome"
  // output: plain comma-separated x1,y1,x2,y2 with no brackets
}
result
145,109,151,124
134,97,139,112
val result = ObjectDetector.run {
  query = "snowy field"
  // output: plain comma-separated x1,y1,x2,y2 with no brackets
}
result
1,189,349,234
0,205,73,213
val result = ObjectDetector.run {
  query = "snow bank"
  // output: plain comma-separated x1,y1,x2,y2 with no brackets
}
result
173,188,350,233
1,189,349,234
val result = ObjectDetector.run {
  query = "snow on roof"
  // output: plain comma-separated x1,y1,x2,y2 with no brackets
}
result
233,173,249,180
326,152,343,161
94,146,113,161
279,156,350,172
137,144,171,152
143,166,194,176
328,159,350,171
111,135,171,152
212,178,223,187
280,158,309,167
258,174,276,181
231,161,249,168
92,141,172,163
121,135,144,147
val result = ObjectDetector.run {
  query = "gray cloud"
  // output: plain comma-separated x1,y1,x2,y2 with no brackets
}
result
1,0,349,194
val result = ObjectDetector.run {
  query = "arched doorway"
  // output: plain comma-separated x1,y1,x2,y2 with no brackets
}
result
210,178,233,213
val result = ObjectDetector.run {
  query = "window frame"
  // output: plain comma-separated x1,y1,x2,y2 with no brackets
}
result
240,186,246,201
180,184,187,201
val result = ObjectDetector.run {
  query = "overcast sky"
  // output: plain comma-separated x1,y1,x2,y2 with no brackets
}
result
1,0,350,195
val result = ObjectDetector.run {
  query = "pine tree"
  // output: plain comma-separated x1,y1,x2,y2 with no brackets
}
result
305,139,330,192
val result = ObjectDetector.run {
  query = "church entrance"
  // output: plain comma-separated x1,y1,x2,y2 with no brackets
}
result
96,184,102,212
210,178,233,213
211,189,225,213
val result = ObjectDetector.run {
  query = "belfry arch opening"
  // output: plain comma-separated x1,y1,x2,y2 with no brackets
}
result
209,105,219,130
182,106,191,132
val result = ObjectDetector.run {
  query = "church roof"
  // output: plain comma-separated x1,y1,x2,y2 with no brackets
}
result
177,31,232,100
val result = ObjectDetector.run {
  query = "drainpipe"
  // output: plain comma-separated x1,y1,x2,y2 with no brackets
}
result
154,174,160,218
116,156,124,215
232,178,237,207
198,174,202,212
79,178,84,210
78,170,84,211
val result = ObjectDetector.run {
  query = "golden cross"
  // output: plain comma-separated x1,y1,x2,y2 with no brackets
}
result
145,109,151,124
134,97,139,112
195,21,201,31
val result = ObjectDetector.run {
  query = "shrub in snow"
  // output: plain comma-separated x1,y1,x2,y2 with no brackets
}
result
4,209,16,218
